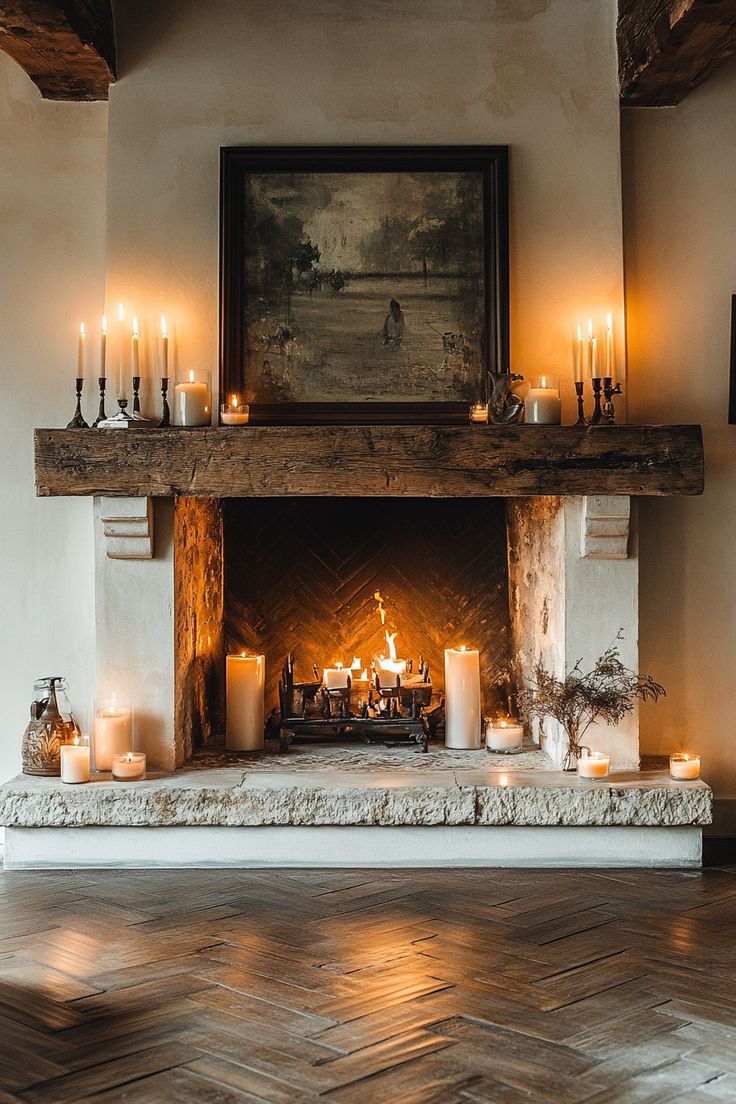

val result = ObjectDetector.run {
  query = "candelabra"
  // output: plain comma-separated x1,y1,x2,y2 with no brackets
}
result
590,378,604,425
601,376,623,426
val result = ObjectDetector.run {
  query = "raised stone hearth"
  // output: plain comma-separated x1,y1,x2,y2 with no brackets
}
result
0,745,711,869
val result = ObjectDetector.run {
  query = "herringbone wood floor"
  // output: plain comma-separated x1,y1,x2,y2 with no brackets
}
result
1,867,736,1103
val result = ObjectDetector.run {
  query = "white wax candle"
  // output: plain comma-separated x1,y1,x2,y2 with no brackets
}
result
176,371,211,426
578,753,610,780
77,323,86,379
606,312,613,377
131,317,140,377
324,664,350,689
526,382,561,425
100,315,107,378
111,752,146,781
60,740,90,784
221,394,250,425
226,654,265,750
161,315,168,377
485,721,524,752
469,403,489,424
591,336,599,378
117,302,126,398
444,646,481,749
670,754,700,780
587,318,594,377
94,704,132,771
574,324,584,383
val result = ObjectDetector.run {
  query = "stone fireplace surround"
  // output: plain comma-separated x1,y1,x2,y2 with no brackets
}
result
0,425,711,868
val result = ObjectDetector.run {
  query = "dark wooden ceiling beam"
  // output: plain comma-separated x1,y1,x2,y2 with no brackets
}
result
619,0,736,106
0,0,115,100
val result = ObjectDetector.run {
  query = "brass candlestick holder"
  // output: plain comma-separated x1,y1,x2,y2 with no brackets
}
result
601,377,623,425
66,378,89,429
131,377,150,424
158,377,171,427
574,380,589,426
590,378,604,425
92,376,107,427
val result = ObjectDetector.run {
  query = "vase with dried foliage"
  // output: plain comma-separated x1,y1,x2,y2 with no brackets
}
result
517,635,665,771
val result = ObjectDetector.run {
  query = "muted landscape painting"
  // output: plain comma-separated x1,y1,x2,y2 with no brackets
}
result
240,171,486,403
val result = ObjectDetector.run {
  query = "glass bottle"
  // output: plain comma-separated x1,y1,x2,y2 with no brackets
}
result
22,677,80,777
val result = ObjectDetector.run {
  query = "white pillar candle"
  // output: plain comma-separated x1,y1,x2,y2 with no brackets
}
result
526,377,561,425
60,736,90,784
112,752,146,781
175,370,211,426
485,719,524,753
77,322,86,379
226,653,265,750
93,699,133,771
669,754,700,780
577,753,610,780
323,663,351,689
444,646,481,749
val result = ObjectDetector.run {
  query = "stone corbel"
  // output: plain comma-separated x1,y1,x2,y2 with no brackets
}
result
580,495,630,560
100,496,153,560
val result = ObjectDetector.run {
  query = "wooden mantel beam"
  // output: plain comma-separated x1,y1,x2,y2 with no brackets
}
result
0,0,115,100
619,0,736,106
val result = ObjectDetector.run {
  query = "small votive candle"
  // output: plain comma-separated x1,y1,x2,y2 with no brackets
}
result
669,753,700,780
111,752,147,781
577,752,611,780
525,376,561,425
485,718,524,754
221,395,250,425
60,733,90,784
469,403,490,424
323,663,351,689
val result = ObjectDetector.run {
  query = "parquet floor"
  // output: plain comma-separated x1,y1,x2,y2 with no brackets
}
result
1,868,736,1103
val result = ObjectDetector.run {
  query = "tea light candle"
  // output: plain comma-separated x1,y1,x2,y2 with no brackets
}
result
93,698,133,771
525,376,561,424
221,395,250,425
226,653,265,750
577,753,610,780
60,734,90,784
670,753,700,780
175,369,211,426
444,645,481,749
469,403,489,424
111,752,146,781
324,663,351,689
485,718,524,753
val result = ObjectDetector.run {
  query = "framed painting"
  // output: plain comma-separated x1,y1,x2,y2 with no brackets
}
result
220,146,509,424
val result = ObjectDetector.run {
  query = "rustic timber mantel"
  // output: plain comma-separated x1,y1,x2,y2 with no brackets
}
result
35,425,704,498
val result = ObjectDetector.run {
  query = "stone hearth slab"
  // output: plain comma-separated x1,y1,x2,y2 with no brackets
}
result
0,746,711,829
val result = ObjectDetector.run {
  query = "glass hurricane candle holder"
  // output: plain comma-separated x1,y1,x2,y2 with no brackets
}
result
669,753,700,780
469,402,490,425
485,717,524,754
525,375,561,425
175,369,211,426
221,397,250,425
577,749,611,781
111,751,146,781
60,732,90,784
93,695,133,773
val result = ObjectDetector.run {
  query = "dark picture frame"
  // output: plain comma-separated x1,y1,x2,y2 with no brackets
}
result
220,146,509,425
729,294,736,425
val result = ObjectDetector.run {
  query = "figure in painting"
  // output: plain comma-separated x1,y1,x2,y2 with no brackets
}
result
382,299,405,347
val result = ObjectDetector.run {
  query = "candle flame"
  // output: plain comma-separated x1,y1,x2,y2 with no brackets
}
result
231,394,238,408
102,314,107,334
126,753,133,762
118,302,124,322
606,311,613,332
161,314,167,336
374,590,386,625
73,733,80,746
132,316,139,337
351,657,361,670
80,322,85,336
335,661,343,670
189,369,195,383
498,774,509,787
540,375,548,388
385,631,398,662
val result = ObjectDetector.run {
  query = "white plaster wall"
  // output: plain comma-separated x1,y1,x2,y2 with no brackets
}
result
0,54,107,785
105,0,626,422
622,56,736,798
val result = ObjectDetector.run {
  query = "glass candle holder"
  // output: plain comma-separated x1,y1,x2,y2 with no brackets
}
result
60,732,90,784
669,753,701,780
93,695,133,773
175,369,211,426
485,717,524,754
111,751,146,781
469,402,490,425
577,750,610,780
221,397,250,425
525,375,561,425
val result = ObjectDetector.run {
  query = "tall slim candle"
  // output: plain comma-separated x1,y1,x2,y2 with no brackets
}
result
591,336,599,378
160,315,168,377
100,314,107,378
444,645,481,749
226,654,265,750
605,312,613,377
131,316,140,377
117,302,125,398
77,323,86,379
587,317,594,378
575,324,583,383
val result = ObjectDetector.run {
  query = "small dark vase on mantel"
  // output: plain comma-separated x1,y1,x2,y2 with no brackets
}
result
22,677,80,777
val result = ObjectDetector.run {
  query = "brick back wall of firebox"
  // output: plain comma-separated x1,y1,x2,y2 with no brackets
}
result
224,498,512,717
